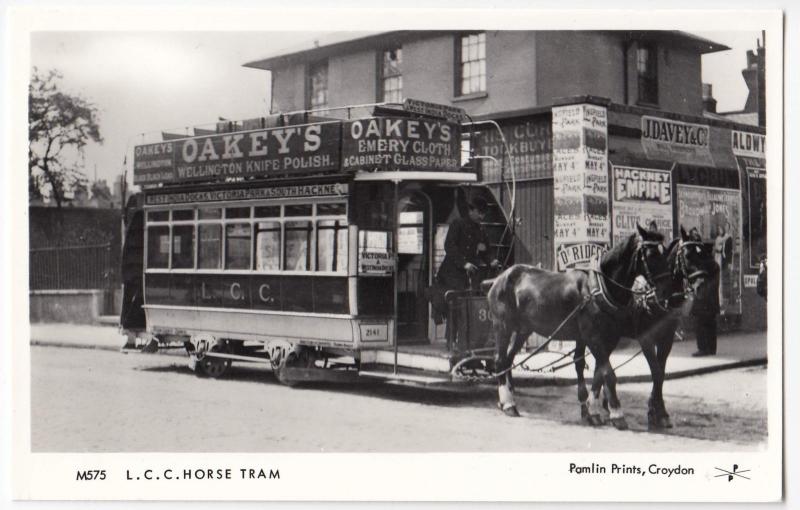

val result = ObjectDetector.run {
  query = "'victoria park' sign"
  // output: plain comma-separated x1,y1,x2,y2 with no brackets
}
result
134,116,463,185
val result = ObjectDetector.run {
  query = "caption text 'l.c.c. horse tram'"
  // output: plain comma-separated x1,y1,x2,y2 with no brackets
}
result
120,100,513,385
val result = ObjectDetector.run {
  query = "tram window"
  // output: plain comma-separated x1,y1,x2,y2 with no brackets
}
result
285,221,312,271
225,207,251,219
198,224,222,269
172,209,195,221
225,223,252,269
147,226,170,268
198,207,222,220
171,225,195,268
285,204,313,217
147,210,169,222
317,203,346,216
317,220,348,272
255,205,281,218
255,221,281,271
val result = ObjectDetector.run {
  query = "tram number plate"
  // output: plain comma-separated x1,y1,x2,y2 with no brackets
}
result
360,324,388,342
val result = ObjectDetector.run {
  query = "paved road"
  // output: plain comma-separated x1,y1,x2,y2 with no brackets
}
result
30,345,767,452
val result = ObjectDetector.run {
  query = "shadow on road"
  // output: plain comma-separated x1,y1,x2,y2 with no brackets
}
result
133,358,767,446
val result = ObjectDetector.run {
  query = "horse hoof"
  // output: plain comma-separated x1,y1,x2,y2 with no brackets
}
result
587,414,604,426
580,405,589,419
648,415,673,431
503,405,521,418
611,417,629,431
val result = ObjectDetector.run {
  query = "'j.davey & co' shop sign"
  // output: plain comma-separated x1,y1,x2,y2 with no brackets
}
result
133,122,341,185
640,115,713,166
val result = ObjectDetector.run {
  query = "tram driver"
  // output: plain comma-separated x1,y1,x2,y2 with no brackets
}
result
431,196,501,347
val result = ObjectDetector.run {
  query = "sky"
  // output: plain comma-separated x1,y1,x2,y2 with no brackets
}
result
30,30,762,194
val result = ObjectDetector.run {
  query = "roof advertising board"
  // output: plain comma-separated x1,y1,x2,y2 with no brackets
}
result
133,122,341,185
341,116,461,173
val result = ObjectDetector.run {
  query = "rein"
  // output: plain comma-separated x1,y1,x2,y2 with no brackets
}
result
478,296,591,377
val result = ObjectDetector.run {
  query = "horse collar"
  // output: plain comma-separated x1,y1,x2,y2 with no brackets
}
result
588,269,622,314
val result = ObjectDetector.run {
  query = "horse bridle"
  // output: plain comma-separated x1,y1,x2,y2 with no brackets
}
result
675,240,710,287
635,239,673,314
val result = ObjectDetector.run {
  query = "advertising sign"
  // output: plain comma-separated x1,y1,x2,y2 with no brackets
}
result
472,117,552,181
358,230,394,275
737,157,767,268
731,130,766,159
552,104,610,270
145,183,348,206
745,164,767,268
133,122,341,185
641,116,713,166
556,242,607,271
403,99,466,122
611,165,673,246
677,185,742,314
342,117,460,173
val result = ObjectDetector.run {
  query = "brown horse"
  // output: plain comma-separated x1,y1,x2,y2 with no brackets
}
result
486,225,672,430
621,226,716,430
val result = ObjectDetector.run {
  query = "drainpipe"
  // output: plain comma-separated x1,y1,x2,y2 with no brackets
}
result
622,39,630,105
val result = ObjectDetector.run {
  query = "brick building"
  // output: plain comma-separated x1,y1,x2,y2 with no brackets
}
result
242,30,767,330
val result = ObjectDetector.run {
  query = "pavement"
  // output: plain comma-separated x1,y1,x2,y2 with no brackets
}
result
28,320,768,384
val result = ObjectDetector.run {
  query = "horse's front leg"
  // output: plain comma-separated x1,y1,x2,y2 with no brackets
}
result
653,329,676,429
585,348,607,426
494,326,520,417
600,357,628,430
639,333,665,430
574,341,591,422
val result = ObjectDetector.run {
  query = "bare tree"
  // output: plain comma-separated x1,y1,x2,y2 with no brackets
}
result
29,67,102,207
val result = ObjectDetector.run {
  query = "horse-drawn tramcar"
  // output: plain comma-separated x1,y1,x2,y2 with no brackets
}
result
121,100,512,385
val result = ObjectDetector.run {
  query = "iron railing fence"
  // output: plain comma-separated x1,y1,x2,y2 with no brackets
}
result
29,243,114,291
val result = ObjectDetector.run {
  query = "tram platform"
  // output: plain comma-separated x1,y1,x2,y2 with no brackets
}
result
29,322,769,385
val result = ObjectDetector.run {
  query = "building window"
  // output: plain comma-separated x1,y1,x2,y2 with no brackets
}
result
637,43,658,105
380,48,403,103
457,32,486,96
308,60,328,110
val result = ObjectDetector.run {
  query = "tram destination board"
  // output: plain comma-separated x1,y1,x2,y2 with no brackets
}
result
133,122,341,185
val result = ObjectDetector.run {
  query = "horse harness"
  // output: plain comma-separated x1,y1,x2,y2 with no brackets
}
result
675,240,710,288
586,239,672,316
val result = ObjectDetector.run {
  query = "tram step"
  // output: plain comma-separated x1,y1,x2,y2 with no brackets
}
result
358,370,452,386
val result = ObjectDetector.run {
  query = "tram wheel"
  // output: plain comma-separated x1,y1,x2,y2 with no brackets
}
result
196,343,232,379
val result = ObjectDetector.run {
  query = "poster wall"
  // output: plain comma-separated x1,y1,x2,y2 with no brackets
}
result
731,130,767,269
611,165,673,246
552,104,610,270
473,116,552,181
676,185,742,315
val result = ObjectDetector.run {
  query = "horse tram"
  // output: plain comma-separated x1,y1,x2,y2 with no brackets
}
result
120,99,714,430
120,99,516,388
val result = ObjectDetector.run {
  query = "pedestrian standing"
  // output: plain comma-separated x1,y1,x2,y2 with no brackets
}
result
691,229,721,357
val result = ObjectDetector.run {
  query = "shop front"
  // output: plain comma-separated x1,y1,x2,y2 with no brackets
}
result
472,97,767,331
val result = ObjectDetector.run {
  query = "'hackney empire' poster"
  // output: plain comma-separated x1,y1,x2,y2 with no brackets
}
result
611,165,673,245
